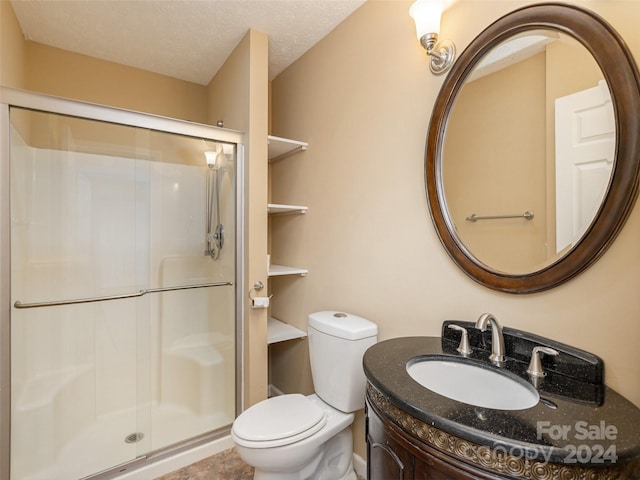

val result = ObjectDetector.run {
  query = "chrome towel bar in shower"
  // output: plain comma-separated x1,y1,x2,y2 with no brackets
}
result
13,281,233,309
465,210,534,222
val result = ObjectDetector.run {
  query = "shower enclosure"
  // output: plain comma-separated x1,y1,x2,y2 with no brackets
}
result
0,90,243,480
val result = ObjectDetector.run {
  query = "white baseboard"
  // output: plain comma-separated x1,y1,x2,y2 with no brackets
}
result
353,452,366,479
268,383,285,397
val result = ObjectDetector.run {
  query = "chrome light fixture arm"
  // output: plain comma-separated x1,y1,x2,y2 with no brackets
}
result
419,34,456,75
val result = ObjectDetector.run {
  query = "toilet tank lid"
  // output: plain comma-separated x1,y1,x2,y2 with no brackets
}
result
308,311,377,340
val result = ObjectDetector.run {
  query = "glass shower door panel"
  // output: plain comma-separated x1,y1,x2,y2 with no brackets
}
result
11,302,139,480
150,287,235,451
10,108,238,479
10,109,146,480
146,130,236,450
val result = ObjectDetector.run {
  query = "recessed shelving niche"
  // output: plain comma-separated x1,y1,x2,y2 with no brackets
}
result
266,135,309,346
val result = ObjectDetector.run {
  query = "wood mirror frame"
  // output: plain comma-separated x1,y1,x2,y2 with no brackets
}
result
426,3,640,294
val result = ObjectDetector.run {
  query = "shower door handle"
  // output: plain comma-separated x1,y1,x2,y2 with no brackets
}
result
13,281,233,309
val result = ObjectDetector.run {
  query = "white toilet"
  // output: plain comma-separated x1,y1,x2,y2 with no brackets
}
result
231,311,378,480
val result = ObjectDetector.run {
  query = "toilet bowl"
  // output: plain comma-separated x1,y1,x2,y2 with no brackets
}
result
231,311,377,480
232,394,355,480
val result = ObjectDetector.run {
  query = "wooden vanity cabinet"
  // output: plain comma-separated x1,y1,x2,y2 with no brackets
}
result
366,395,506,480
364,337,640,480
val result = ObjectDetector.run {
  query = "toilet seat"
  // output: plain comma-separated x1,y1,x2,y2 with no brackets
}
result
232,394,327,448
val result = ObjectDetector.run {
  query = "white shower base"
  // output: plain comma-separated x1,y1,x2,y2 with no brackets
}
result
12,327,235,480
16,402,233,480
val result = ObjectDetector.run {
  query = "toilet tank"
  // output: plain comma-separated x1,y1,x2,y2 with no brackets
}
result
307,311,378,413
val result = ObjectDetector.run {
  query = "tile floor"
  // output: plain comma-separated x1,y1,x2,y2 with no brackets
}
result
154,447,365,479
154,448,253,480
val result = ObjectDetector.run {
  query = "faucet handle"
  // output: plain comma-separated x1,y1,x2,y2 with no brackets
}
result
527,346,559,378
448,324,472,356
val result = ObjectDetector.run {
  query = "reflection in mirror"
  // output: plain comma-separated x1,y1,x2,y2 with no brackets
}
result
442,31,612,274
425,3,640,293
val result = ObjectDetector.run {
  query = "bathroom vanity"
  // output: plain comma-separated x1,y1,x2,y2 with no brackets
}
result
363,329,640,480
364,2,640,478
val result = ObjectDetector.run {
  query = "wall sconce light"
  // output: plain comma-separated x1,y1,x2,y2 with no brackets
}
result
409,0,456,75
204,150,219,168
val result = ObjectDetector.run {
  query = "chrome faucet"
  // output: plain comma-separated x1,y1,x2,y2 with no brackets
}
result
475,313,505,366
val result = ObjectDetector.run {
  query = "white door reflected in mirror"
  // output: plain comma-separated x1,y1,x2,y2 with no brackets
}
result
555,80,615,253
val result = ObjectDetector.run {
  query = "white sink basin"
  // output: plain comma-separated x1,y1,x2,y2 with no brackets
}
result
406,357,539,410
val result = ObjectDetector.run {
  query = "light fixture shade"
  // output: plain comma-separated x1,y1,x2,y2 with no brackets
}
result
222,143,235,156
204,150,218,166
409,0,445,39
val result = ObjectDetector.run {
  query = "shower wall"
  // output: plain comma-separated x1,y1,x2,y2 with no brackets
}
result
9,108,237,480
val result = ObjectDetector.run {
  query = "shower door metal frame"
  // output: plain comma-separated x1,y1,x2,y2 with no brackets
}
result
0,87,245,480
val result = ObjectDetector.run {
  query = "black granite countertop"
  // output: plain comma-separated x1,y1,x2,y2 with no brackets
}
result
363,336,640,466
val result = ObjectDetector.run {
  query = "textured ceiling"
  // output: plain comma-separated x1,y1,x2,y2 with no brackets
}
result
10,0,366,85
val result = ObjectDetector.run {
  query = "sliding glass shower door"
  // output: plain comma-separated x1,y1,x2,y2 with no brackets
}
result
8,106,238,480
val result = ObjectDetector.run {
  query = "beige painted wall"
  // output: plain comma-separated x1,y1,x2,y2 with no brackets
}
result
270,0,640,458
445,53,546,273
208,29,270,408
1,1,208,123
0,0,26,88
24,42,208,123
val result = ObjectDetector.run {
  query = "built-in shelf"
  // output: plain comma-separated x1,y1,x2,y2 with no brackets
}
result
268,135,308,162
268,203,308,215
267,135,308,354
268,264,308,277
267,317,307,344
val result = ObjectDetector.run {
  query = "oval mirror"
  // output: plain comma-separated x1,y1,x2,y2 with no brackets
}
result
426,3,640,293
